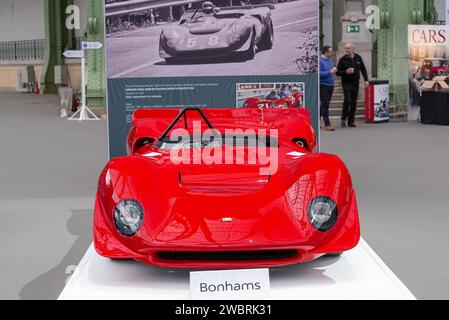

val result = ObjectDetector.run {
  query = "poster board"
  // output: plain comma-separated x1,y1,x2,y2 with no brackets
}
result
408,25,449,121
104,0,320,158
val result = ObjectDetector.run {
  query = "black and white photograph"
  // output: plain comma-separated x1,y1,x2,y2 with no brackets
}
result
105,0,318,78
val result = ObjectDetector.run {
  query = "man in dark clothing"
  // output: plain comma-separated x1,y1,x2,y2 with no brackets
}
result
337,43,369,128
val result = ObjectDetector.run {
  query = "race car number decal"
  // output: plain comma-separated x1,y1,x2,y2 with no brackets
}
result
186,38,198,48
186,36,220,48
208,36,219,46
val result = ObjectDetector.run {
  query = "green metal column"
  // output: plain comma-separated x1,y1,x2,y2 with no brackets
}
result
377,0,436,113
41,0,72,93
85,0,106,108
319,0,324,48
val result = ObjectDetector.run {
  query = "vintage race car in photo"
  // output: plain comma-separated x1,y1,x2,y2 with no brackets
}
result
421,57,449,80
159,2,275,62
243,92,303,109
94,108,360,269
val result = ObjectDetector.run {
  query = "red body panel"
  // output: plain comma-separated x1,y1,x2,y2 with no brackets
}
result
94,108,360,269
365,84,374,122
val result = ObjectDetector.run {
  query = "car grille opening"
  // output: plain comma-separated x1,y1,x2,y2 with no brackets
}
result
156,250,297,261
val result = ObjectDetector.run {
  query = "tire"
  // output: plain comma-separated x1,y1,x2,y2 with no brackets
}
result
324,252,343,257
242,31,256,61
258,20,274,51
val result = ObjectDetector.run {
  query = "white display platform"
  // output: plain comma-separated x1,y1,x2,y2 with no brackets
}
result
59,239,415,300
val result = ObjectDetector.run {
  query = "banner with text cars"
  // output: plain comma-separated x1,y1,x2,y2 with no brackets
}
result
408,25,449,121
104,0,320,158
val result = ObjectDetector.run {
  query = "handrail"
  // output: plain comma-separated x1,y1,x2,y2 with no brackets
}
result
0,37,85,61
0,39,45,61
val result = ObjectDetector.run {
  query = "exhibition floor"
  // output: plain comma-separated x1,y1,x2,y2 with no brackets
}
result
321,121,449,300
0,92,448,299
0,93,108,300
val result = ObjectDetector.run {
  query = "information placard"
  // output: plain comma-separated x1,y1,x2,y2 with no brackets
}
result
190,269,271,300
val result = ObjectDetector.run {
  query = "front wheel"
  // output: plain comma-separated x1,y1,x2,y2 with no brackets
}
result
242,32,256,61
258,20,274,51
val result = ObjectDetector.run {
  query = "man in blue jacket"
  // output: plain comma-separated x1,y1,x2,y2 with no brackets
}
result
320,46,337,131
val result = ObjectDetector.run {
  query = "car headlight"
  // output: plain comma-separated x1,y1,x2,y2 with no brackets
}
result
308,196,338,232
164,29,179,39
113,199,144,237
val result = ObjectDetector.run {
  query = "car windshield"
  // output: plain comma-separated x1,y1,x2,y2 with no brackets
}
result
155,109,279,151
158,135,278,150
432,60,449,67
183,10,245,23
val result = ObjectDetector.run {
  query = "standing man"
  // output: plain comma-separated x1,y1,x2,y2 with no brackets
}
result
320,46,337,131
337,43,369,128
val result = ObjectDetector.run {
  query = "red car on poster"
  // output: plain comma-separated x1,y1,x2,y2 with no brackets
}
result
94,108,360,269
421,58,449,80
244,92,303,109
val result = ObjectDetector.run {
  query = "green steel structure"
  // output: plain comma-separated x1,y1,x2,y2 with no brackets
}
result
85,0,106,107
377,0,437,111
41,0,73,94
41,0,106,107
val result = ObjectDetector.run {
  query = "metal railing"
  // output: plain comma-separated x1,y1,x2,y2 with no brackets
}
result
0,39,45,61
0,37,85,61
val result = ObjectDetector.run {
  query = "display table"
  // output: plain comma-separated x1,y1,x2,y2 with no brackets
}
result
58,239,414,300
420,91,449,125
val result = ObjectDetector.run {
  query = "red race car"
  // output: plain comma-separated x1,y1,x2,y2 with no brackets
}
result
421,58,449,80
94,108,360,269
243,92,303,109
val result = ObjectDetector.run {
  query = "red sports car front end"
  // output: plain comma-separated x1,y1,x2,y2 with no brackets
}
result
94,108,360,269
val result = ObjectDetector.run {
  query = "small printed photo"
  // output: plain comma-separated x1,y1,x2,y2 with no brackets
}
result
236,82,305,109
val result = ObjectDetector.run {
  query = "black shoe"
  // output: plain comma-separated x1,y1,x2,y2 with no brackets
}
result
340,120,347,128
348,122,357,128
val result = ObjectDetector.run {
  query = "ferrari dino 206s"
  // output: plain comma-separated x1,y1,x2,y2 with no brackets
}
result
94,108,360,269
159,2,275,62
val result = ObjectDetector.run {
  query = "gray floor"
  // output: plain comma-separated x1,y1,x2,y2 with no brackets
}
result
0,92,448,299
0,92,108,300
321,121,449,300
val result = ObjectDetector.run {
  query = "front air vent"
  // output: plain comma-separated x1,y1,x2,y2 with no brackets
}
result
156,250,297,261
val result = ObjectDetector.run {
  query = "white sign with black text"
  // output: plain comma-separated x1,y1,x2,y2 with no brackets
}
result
81,41,103,50
63,50,84,59
190,269,271,300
